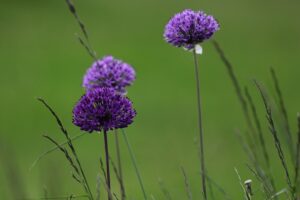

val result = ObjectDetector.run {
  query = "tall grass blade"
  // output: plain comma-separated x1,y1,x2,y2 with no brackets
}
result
244,87,277,195
37,98,93,200
96,174,101,200
158,178,172,200
100,157,107,181
30,133,85,171
180,166,193,200
212,40,254,133
23,194,89,200
270,68,295,160
114,130,125,200
246,164,272,198
254,81,293,191
43,135,79,174
76,34,97,60
204,174,232,200
293,113,300,198
98,173,114,200
234,168,251,200
121,129,147,200
235,129,273,198
65,0,89,42
270,188,292,200
65,0,98,62
207,176,215,200
110,156,126,200
245,87,270,167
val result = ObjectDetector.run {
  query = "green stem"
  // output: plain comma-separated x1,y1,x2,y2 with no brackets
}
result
104,130,111,200
193,49,207,200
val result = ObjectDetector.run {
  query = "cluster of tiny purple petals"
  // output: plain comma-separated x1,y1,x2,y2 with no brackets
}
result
164,9,220,49
83,56,136,94
72,87,136,132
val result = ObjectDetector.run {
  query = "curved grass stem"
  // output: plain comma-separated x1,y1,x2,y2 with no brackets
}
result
122,129,147,200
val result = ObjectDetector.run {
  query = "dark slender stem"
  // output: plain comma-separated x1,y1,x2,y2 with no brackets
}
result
193,49,207,200
37,98,93,200
270,68,295,162
244,88,277,196
104,131,111,200
180,166,193,200
254,81,293,191
30,133,85,171
294,113,300,198
115,130,125,199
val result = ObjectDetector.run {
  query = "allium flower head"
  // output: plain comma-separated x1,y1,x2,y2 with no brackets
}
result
164,9,219,50
83,56,136,94
72,87,136,132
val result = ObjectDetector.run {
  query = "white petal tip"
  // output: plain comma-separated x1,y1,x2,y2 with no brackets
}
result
195,44,203,55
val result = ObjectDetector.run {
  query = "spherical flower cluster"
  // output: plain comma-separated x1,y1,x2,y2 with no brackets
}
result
72,87,136,132
83,56,136,95
164,9,220,50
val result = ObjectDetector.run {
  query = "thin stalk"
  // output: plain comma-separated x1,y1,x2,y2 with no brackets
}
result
212,41,254,132
203,173,233,200
158,178,172,200
192,49,207,200
254,81,293,191
121,129,147,200
104,131,111,200
293,113,300,198
235,129,273,198
180,166,193,200
69,139,93,200
37,98,93,200
22,194,89,200
234,168,251,200
270,68,295,161
30,133,85,171
115,130,125,199
96,174,101,200
98,174,114,200
245,87,270,168
244,87,277,196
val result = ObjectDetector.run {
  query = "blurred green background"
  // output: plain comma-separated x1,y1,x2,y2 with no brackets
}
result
1,0,300,199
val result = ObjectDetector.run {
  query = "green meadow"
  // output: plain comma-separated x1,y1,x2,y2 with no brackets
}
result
0,0,300,199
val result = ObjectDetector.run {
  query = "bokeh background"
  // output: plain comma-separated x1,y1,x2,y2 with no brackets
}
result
1,0,300,199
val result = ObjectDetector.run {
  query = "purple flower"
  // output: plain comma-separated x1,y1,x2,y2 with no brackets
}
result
72,87,136,132
164,9,220,50
83,56,136,95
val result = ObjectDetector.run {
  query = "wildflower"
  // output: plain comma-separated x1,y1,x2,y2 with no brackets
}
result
164,9,219,52
72,87,136,132
164,9,220,200
83,56,136,94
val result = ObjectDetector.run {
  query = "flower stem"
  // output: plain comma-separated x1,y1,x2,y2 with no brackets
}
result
193,49,207,200
104,130,111,200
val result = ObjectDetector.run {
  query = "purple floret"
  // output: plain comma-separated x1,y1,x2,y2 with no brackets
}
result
83,56,136,94
164,9,220,50
72,87,136,132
